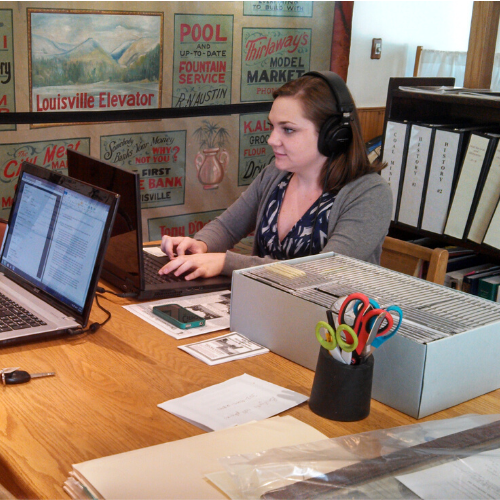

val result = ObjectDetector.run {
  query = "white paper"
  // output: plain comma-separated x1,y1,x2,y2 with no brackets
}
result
158,373,308,431
396,449,500,499
178,332,269,365
143,245,165,257
123,290,231,339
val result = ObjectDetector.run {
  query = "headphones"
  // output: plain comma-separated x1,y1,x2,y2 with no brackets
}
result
303,71,354,157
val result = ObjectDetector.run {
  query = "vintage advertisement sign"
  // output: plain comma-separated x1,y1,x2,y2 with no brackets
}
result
29,9,163,113
147,209,225,241
238,112,274,186
100,131,187,210
241,27,311,102
243,1,313,17
173,14,233,107
0,9,15,131
0,138,90,216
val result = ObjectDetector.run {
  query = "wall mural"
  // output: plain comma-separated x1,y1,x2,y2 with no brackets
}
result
0,1,333,240
173,14,233,108
148,208,225,241
243,1,313,17
193,120,230,190
100,131,187,209
238,112,274,186
28,9,163,114
0,9,15,131
241,27,311,101
0,138,90,216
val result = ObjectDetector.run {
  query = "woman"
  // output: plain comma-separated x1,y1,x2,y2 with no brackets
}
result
159,72,392,280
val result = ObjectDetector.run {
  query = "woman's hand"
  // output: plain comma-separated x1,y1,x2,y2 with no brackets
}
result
160,236,208,259
158,253,226,281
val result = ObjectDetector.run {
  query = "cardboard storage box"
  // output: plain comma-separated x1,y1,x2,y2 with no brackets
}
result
230,252,500,418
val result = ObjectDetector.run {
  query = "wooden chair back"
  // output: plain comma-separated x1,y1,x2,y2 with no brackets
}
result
380,236,449,285
413,45,423,76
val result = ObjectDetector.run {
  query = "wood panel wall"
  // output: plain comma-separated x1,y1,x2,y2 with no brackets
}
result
358,107,386,142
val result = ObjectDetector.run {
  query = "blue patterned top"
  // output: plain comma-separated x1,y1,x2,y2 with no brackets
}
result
256,173,337,259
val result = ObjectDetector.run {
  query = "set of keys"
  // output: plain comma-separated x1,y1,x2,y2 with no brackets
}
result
1,367,55,385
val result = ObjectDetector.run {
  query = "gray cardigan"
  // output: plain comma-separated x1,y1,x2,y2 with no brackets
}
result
194,163,393,275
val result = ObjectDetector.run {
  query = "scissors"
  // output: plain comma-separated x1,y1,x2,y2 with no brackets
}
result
360,311,388,359
337,293,394,356
315,310,358,363
352,298,403,349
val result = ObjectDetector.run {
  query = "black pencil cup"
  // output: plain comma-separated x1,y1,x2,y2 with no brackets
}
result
309,347,374,422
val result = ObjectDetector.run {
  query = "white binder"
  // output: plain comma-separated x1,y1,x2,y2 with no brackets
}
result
420,128,464,234
468,140,500,243
397,124,434,227
381,120,409,220
444,133,491,239
483,197,500,250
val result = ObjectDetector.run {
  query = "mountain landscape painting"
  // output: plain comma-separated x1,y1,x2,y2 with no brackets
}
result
29,10,163,113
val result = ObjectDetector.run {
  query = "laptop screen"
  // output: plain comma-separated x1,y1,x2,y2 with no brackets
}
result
0,163,119,323
66,149,142,290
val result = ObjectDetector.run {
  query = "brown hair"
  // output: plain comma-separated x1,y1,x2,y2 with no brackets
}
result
272,75,385,193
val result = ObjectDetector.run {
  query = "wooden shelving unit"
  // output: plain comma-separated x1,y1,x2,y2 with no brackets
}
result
382,77,500,260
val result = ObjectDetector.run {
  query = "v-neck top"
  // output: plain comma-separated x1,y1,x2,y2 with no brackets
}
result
256,172,337,259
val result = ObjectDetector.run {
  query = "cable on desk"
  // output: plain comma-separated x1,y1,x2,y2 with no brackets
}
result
67,293,112,337
95,286,138,298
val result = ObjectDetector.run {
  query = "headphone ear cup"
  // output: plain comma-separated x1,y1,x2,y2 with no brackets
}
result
318,115,353,157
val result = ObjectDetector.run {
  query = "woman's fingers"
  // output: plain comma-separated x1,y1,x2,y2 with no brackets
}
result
160,236,208,257
158,253,225,280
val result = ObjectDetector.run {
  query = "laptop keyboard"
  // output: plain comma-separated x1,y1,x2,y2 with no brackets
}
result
0,292,47,332
143,253,183,284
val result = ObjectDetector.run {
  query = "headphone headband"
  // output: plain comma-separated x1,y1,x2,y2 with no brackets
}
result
304,71,354,114
302,70,354,157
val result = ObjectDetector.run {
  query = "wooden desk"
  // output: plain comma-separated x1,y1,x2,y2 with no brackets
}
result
1,292,500,499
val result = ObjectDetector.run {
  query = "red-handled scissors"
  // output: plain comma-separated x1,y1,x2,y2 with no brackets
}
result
338,293,394,356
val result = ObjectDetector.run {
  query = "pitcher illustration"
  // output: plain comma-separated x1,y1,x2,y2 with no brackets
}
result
195,147,229,190
193,120,230,190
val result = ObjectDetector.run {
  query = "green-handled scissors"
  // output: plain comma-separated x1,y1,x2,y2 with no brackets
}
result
315,320,359,353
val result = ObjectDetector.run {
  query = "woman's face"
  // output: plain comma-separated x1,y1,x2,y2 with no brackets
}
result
267,96,327,176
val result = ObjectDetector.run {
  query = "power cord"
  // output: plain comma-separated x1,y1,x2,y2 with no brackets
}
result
95,286,138,298
67,293,113,337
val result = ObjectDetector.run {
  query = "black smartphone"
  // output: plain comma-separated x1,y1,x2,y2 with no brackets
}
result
152,304,206,329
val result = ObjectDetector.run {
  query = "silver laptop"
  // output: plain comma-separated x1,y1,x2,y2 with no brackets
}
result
67,149,232,300
0,161,119,346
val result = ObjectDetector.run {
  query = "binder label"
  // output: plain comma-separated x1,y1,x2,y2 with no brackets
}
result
381,121,408,220
398,124,433,227
421,130,461,234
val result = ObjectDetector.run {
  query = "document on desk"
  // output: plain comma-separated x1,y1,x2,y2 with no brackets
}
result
64,416,327,500
396,449,500,499
178,332,269,365
123,290,230,339
158,373,308,431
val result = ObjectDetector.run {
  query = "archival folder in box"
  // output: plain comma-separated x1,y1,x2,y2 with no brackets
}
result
230,253,500,418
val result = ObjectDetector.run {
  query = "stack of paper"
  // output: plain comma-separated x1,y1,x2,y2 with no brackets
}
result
63,416,327,500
